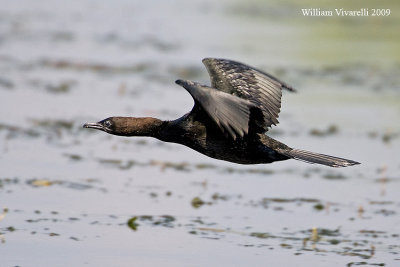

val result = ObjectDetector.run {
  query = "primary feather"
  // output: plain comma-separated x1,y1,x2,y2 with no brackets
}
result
202,58,295,132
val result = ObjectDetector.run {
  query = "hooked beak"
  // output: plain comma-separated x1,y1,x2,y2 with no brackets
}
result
83,122,104,131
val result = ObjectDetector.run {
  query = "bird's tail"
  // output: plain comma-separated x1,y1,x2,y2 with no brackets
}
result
284,148,360,168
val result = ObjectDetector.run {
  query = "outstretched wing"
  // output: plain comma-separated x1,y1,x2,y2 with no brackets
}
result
202,58,295,132
175,79,256,139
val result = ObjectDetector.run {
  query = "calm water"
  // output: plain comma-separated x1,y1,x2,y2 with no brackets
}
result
1,0,399,266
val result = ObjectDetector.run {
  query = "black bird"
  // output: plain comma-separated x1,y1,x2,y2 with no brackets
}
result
84,58,360,167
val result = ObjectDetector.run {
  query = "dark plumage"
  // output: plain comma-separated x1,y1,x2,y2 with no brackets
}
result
84,58,360,167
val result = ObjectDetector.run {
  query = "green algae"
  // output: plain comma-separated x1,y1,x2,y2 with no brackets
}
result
191,197,206,209
127,217,139,231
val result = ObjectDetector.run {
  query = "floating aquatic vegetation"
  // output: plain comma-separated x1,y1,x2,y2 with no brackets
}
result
48,233,60,237
0,123,40,138
222,166,275,175
153,215,175,227
150,160,190,172
127,215,178,231
346,261,385,267
22,118,80,142
368,201,393,205
255,197,331,213
382,130,399,143
313,203,325,211
30,119,74,131
315,227,341,237
322,172,347,180
149,192,158,198
27,78,76,94
195,163,217,170
250,232,273,239
30,179,53,187
5,226,15,232
191,197,207,209
94,157,292,176
310,124,338,137
374,209,396,217
190,193,240,209
127,217,139,231
7,177,103,192
303,168,350,180
5,206,397,262
63,153,82,161
290,65,400,92
0,178,19,188
211,193,230,201
266,197,319,203
45,81,75,94
367,130,400,144
26,218,52,223
39,59,155,75
260,197,320,206
97,158,137,170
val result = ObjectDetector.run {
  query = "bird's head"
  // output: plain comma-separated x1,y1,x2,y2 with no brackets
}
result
83,117,118,134
83,117,164,137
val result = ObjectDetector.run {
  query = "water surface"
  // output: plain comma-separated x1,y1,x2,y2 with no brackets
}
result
1,0,399,266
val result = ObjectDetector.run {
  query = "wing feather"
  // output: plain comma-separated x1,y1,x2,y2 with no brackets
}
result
175,79,255,139
202,58,295,132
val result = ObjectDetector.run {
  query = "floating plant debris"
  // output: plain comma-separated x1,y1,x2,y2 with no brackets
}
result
191,197,206,209
39,59,155,74
310,125,338,137
0,1,398,266
29,179,53,187
127,217,139,231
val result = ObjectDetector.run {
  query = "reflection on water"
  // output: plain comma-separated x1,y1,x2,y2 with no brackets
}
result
0,0,399,266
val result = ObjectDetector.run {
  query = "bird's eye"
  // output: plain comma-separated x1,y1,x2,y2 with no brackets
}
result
104,120,112,128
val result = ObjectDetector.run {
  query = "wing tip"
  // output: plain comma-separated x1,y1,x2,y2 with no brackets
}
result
175,79,197,88
282,83,297,92
202,57,213,64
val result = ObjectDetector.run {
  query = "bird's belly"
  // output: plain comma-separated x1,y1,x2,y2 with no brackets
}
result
187,138,285,165
160,120,288,165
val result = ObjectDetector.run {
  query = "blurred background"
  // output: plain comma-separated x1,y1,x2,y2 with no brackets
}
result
0,0,399,266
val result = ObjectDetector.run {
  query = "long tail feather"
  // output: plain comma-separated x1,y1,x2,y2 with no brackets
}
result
286,149,360,168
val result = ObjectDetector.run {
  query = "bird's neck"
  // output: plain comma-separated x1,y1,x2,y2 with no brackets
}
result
115,117,165,137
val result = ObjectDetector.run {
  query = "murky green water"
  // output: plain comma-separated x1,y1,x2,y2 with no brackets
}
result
1,0,399,266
